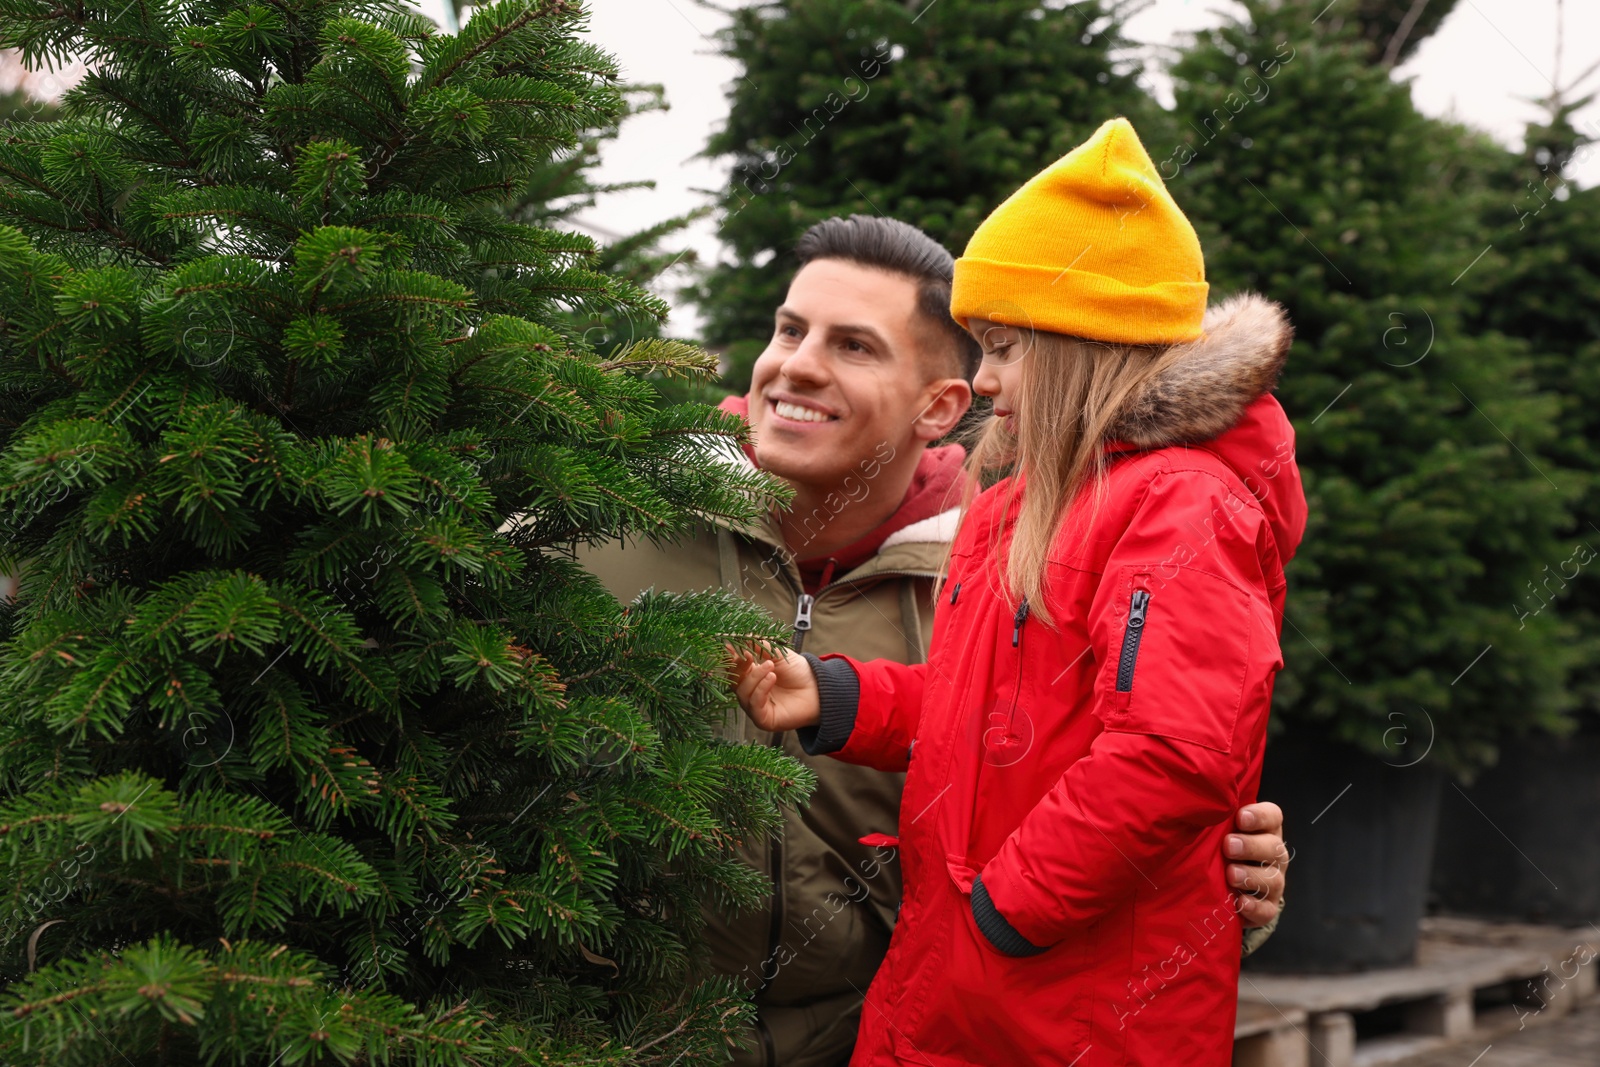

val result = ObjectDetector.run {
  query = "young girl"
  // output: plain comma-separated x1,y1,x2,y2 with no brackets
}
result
733,118,1306,1066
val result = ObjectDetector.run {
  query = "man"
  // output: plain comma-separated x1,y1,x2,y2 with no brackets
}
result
581,216,1288,1067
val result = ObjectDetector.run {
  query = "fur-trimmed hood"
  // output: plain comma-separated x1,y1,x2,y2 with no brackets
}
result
1104,290,1304,571
1107,291,1293,450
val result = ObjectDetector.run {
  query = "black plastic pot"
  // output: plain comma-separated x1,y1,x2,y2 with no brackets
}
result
1430,727,1600,924
1244,731,1444,973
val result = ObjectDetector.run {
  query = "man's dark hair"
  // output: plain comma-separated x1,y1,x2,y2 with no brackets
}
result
794,215,981,381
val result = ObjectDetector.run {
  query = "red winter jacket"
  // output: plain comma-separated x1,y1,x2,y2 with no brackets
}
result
799,294,1307,1066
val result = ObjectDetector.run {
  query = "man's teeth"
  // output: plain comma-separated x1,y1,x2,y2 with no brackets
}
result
774,400,834,423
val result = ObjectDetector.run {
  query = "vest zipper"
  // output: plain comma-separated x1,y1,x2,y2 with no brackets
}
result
949,581,961,605
1116,588,1151,692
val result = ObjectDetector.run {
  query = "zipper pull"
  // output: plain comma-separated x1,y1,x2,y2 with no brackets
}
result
1128,589,1150,628
949,582,961,605
1116,589,1153,693
792,593,815,651
1012,597,1030,647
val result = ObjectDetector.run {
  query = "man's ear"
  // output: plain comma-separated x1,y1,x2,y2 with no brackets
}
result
910,378,973,444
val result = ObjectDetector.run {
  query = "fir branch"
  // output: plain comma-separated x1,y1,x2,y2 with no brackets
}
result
418,0,569,94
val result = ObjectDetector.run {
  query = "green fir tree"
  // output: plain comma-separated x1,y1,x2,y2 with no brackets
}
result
500,78,718,406
0,0,810,1062
1470,95,1600,719
1167,0,1585,777
691,0,1151,390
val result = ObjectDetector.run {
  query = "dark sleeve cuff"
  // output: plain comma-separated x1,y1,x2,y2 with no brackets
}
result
795,653,859,756
970,874,1047,957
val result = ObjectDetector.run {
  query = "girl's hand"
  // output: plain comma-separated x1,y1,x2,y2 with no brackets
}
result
730,645,821,733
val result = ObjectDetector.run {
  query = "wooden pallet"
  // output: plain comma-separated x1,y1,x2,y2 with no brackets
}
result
1232,917,1600,1067
1234,1001,1311,1067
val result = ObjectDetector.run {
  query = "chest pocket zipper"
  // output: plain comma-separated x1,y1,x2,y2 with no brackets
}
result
1116,589,1151,692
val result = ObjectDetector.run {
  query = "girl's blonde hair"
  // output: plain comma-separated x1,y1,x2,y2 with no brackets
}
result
962,329,1187,627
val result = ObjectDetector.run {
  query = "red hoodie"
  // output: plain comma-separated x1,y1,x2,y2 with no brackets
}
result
719,395,966,592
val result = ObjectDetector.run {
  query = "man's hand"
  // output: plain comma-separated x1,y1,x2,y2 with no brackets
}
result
730,645,821,733
1226,801,1288,929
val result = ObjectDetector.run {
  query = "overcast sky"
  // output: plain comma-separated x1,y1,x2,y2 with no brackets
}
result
579,0,1600,334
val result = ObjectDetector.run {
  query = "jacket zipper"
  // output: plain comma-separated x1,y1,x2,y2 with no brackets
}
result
756,593,815,999
790,593,814,652
1116,589,1151,692
1004,597,1029,734
749,557,937,1017
759,725,786,998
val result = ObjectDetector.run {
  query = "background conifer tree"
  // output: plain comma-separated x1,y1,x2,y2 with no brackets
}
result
1346,0,1462,66
1470,97,1600,719
0,0,810,1062
0,51,60,130
691,0,1150,390
1167,0,1585,777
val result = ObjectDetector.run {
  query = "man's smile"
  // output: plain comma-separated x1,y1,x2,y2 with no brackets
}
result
768,394,841,425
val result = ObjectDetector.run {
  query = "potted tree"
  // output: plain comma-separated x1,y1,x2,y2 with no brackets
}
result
1431,99,1600,928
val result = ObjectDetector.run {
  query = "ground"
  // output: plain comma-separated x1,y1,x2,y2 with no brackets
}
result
1393,1000,1600,1067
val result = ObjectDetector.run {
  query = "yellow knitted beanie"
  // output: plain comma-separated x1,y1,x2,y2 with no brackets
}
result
950,117,1208,345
